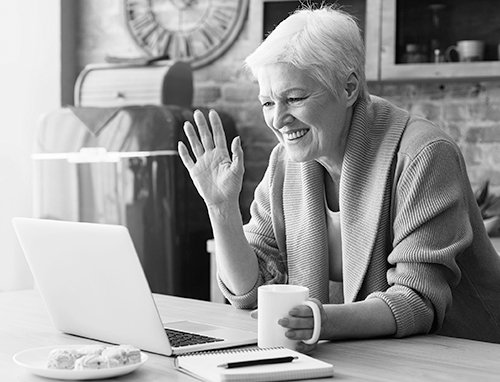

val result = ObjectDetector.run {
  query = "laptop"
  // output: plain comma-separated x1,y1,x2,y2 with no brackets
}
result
12,217,257,356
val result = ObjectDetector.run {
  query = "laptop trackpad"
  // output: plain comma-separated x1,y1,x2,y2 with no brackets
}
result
164,321,219,333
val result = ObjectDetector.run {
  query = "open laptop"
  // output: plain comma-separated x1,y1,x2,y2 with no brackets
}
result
12,217,256,356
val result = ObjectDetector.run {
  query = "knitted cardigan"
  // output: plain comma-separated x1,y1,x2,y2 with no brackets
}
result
218,95,500,343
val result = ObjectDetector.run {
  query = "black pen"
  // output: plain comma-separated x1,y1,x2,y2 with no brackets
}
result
217,356,299,369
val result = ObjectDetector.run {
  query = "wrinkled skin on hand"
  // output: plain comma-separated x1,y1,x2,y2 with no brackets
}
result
178,109,244,208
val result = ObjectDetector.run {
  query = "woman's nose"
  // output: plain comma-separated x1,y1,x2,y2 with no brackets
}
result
272,104,294,130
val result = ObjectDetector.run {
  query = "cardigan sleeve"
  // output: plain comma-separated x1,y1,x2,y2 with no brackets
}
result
367,138,473,337
217,146,289,309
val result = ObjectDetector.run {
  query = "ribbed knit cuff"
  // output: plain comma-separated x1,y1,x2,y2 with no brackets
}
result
366,291,418,338
217,274,262,310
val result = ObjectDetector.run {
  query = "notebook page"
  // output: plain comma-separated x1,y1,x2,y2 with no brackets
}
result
174,346,334,382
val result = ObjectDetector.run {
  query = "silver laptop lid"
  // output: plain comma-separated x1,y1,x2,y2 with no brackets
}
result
12,218,173,355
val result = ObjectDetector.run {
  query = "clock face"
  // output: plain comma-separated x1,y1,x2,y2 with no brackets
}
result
124,0,249,69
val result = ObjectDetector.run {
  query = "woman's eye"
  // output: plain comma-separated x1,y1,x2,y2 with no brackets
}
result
288,97,305,103
262,101,274,107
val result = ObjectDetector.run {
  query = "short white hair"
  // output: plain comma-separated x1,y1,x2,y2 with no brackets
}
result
245,4,368,101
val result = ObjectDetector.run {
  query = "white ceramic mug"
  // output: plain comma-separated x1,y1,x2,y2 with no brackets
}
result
446,40,485,62
257,285,321,349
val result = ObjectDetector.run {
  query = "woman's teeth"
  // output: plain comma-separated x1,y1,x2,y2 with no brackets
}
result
284,129,308,140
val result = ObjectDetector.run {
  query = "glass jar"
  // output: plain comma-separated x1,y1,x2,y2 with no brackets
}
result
402,44,427,63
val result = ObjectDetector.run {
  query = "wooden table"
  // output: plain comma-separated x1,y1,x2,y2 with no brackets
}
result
2,290,500,381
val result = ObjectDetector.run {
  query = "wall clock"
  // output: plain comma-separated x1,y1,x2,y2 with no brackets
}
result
123,0,249,69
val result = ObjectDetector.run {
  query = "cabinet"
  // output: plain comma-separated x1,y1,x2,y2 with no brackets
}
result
261,0,500,82
369,0,500,82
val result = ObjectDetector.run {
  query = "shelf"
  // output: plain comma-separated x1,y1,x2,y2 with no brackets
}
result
379,61,500,83
260,0,500,82
374,0,500,82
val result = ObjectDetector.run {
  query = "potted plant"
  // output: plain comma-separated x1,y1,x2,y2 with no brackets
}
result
475,180,500,234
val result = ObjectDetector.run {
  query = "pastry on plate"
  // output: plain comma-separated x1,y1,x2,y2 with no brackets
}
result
76,345,106,357
47,344,141,370
74,354,110,370
120,345,141,364
101,346,127,367
47,348,78,369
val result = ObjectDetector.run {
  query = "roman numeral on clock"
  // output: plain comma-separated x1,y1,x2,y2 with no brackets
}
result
124,0,248,69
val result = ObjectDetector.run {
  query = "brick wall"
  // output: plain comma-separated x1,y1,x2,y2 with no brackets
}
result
372,82,500,191
75,1,500,223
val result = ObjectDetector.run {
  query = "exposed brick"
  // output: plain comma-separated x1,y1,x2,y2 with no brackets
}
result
193,86,222,105
485,144,500,165
461,144,484,166
485,103,500,121
468,102,488,121
408,102,441,120
441,122,462,141
466,126,500,143
443,103,470,121
467,167,492,189
482,82,500,101
222,103,265,125
446,82,485,99
194,63,249,83
222,83,259,103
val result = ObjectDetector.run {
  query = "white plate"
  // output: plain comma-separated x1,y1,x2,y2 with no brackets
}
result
13,345,148,380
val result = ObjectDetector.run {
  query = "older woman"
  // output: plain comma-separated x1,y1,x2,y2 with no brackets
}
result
178,5,500,352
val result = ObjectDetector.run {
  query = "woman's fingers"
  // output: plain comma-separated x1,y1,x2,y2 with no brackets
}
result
295,341,317,353
209,109,228,151
183,121,205,159
278,301,323,348
179,109,234,172
182,109,229,160
279,315,315,331
178,141,194,170
194,109,215,151
281,317,318,354
230,136,244,175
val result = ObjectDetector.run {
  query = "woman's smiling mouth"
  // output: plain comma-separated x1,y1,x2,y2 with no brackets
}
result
283,129,309,141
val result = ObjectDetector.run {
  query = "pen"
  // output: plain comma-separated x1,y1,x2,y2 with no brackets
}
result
217,356,299,369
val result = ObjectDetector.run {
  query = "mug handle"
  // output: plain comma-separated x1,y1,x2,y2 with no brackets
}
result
445,45,458,62
301,300,322,345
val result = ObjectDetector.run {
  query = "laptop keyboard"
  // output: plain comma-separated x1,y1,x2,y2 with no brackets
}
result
165,328,224,347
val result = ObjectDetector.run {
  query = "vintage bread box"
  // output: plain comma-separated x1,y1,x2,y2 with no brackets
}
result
74,60,193,108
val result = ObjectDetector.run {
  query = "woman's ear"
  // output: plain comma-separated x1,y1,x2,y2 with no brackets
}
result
345,72,360,107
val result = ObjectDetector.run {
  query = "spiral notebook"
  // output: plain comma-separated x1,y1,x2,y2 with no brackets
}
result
174,346,334,382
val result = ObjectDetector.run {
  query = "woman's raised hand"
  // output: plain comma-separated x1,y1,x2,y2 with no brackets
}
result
178,109,244,207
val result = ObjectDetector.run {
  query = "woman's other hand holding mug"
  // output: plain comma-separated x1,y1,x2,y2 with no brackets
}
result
258,285,322,353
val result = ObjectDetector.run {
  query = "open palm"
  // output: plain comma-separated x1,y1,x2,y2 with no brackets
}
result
178,110,244,207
